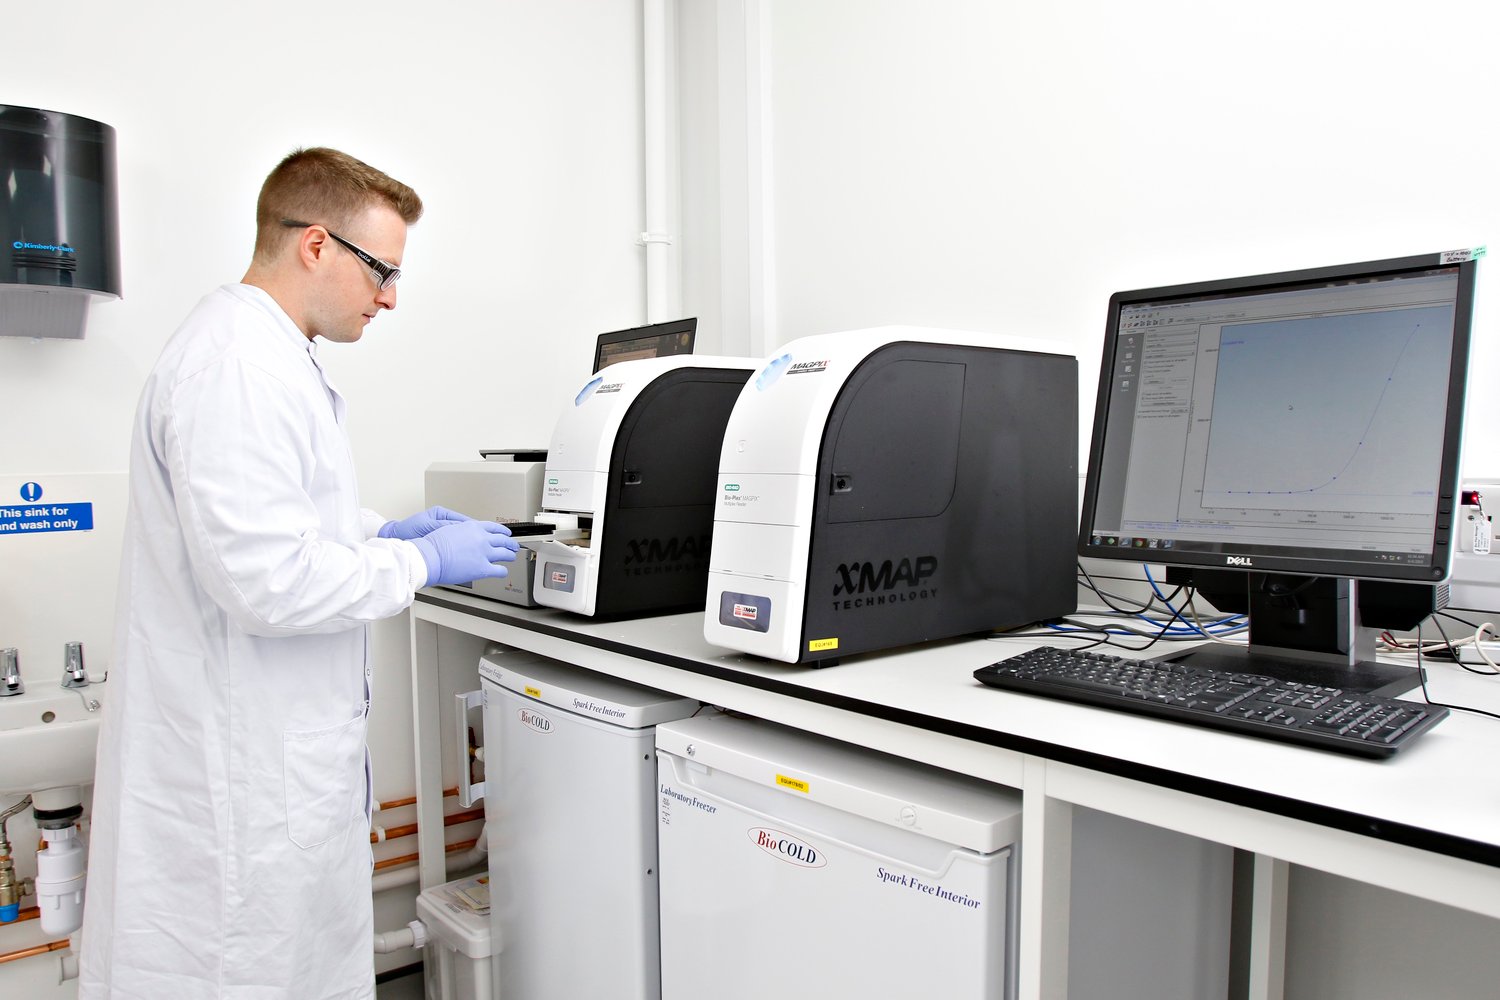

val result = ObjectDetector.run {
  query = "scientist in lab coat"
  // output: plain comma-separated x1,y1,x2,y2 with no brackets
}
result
78,147,517,1000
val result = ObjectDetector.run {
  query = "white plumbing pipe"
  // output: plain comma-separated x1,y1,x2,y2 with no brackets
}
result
642,0,677,322
370,822,488,895
444,825,489,872
35,826,85,936
371,864,419,895
373,919,427,954
58,937,79,983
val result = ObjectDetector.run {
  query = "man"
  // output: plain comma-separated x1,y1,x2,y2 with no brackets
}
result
78,147,516,999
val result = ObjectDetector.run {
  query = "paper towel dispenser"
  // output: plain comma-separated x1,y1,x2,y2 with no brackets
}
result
0,105,121,339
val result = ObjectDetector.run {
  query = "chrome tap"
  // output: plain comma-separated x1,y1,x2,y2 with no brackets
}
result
62,641,88,689
0,648,20,697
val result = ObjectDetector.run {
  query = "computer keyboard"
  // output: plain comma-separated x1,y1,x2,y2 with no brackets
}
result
973,646,1449,758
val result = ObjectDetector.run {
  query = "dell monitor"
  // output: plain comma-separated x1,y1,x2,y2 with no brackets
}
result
592,317,697,373
1078,250,1479,696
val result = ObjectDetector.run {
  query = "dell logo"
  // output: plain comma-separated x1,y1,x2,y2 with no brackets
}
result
1226,556,1253,567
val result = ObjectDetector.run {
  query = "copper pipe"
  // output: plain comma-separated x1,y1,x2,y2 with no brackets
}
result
370,807,484,844
0,937,69,966
375,787,458,812
372,837,479,873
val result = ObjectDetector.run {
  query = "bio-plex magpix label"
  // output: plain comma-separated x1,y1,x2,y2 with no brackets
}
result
748,827,826,868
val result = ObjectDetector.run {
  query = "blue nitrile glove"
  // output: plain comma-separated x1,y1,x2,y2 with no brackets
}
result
411,520,519,586
380,506,472,541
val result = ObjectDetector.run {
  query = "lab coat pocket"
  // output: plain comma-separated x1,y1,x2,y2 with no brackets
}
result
283,712,366,849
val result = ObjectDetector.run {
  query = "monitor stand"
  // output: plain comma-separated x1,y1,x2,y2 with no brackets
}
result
1164,574,1421,699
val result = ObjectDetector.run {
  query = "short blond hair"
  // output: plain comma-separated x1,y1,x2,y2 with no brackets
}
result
253,147,423,261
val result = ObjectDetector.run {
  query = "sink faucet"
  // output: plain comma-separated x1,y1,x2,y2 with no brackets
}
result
62,642,88,689
0,649,20,697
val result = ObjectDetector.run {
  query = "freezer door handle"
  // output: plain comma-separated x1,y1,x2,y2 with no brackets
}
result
455,688,486,807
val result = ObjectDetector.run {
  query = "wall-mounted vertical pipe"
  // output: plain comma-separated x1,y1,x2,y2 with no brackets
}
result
642,0,678,323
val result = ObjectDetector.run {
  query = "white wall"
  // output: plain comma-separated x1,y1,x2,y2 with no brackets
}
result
683,0,1500,477
0,1,647,991
676,3,1500,998
6,0,1499,994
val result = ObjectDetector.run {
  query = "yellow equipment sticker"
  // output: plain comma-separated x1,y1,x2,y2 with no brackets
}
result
776,774,811,794
524,685,542,698
808,637,839,652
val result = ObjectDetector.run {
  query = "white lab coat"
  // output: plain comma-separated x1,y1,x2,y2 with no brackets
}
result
79,284,426,1000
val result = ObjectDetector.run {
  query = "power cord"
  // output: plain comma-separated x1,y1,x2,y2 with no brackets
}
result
993,563,1248,654
1416,619,1500,723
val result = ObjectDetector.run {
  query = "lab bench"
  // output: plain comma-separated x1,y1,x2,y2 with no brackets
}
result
408,589,1500,1000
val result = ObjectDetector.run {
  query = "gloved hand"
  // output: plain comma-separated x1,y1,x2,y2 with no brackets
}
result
379,506,472,541
411,520,519,586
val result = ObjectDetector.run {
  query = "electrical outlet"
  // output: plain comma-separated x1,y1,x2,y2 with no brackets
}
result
1450,480,1499,614
1450,548,1500,615
1456,640,1500,667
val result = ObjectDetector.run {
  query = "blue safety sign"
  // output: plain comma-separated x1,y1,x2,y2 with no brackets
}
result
0,502,94,534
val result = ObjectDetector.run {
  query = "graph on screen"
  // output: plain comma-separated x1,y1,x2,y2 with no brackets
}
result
1195,304,1454,518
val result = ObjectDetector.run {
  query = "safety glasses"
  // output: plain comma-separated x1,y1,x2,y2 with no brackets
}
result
280,219,402,290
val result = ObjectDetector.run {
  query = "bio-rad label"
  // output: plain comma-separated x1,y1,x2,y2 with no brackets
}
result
719,482,762,510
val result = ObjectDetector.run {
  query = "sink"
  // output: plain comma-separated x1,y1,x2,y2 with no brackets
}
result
0,684,105,796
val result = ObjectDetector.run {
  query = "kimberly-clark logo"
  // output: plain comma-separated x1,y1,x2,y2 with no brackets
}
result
13,241,75,254
518,708,554,734
749,828,826,868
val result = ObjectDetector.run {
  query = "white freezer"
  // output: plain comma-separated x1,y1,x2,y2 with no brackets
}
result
480,650,699,1000
655,712,1233,1000
655,713,1024,1000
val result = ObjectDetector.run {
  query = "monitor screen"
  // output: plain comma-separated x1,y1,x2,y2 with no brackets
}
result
592,318,697,373
1078,251,1478,695
1080,252,1476,584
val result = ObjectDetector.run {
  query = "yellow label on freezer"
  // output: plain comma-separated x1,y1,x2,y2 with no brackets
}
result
776,774,811,793
524,685,542,698
808,637,839,652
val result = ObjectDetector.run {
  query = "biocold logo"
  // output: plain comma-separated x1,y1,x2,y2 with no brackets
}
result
517,708,554,734
748,828,826,868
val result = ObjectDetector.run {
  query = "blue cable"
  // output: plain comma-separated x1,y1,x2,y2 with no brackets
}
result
1142,565,1247,637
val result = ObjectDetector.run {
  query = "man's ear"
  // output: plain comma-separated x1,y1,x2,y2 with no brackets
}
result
295,225,330,272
